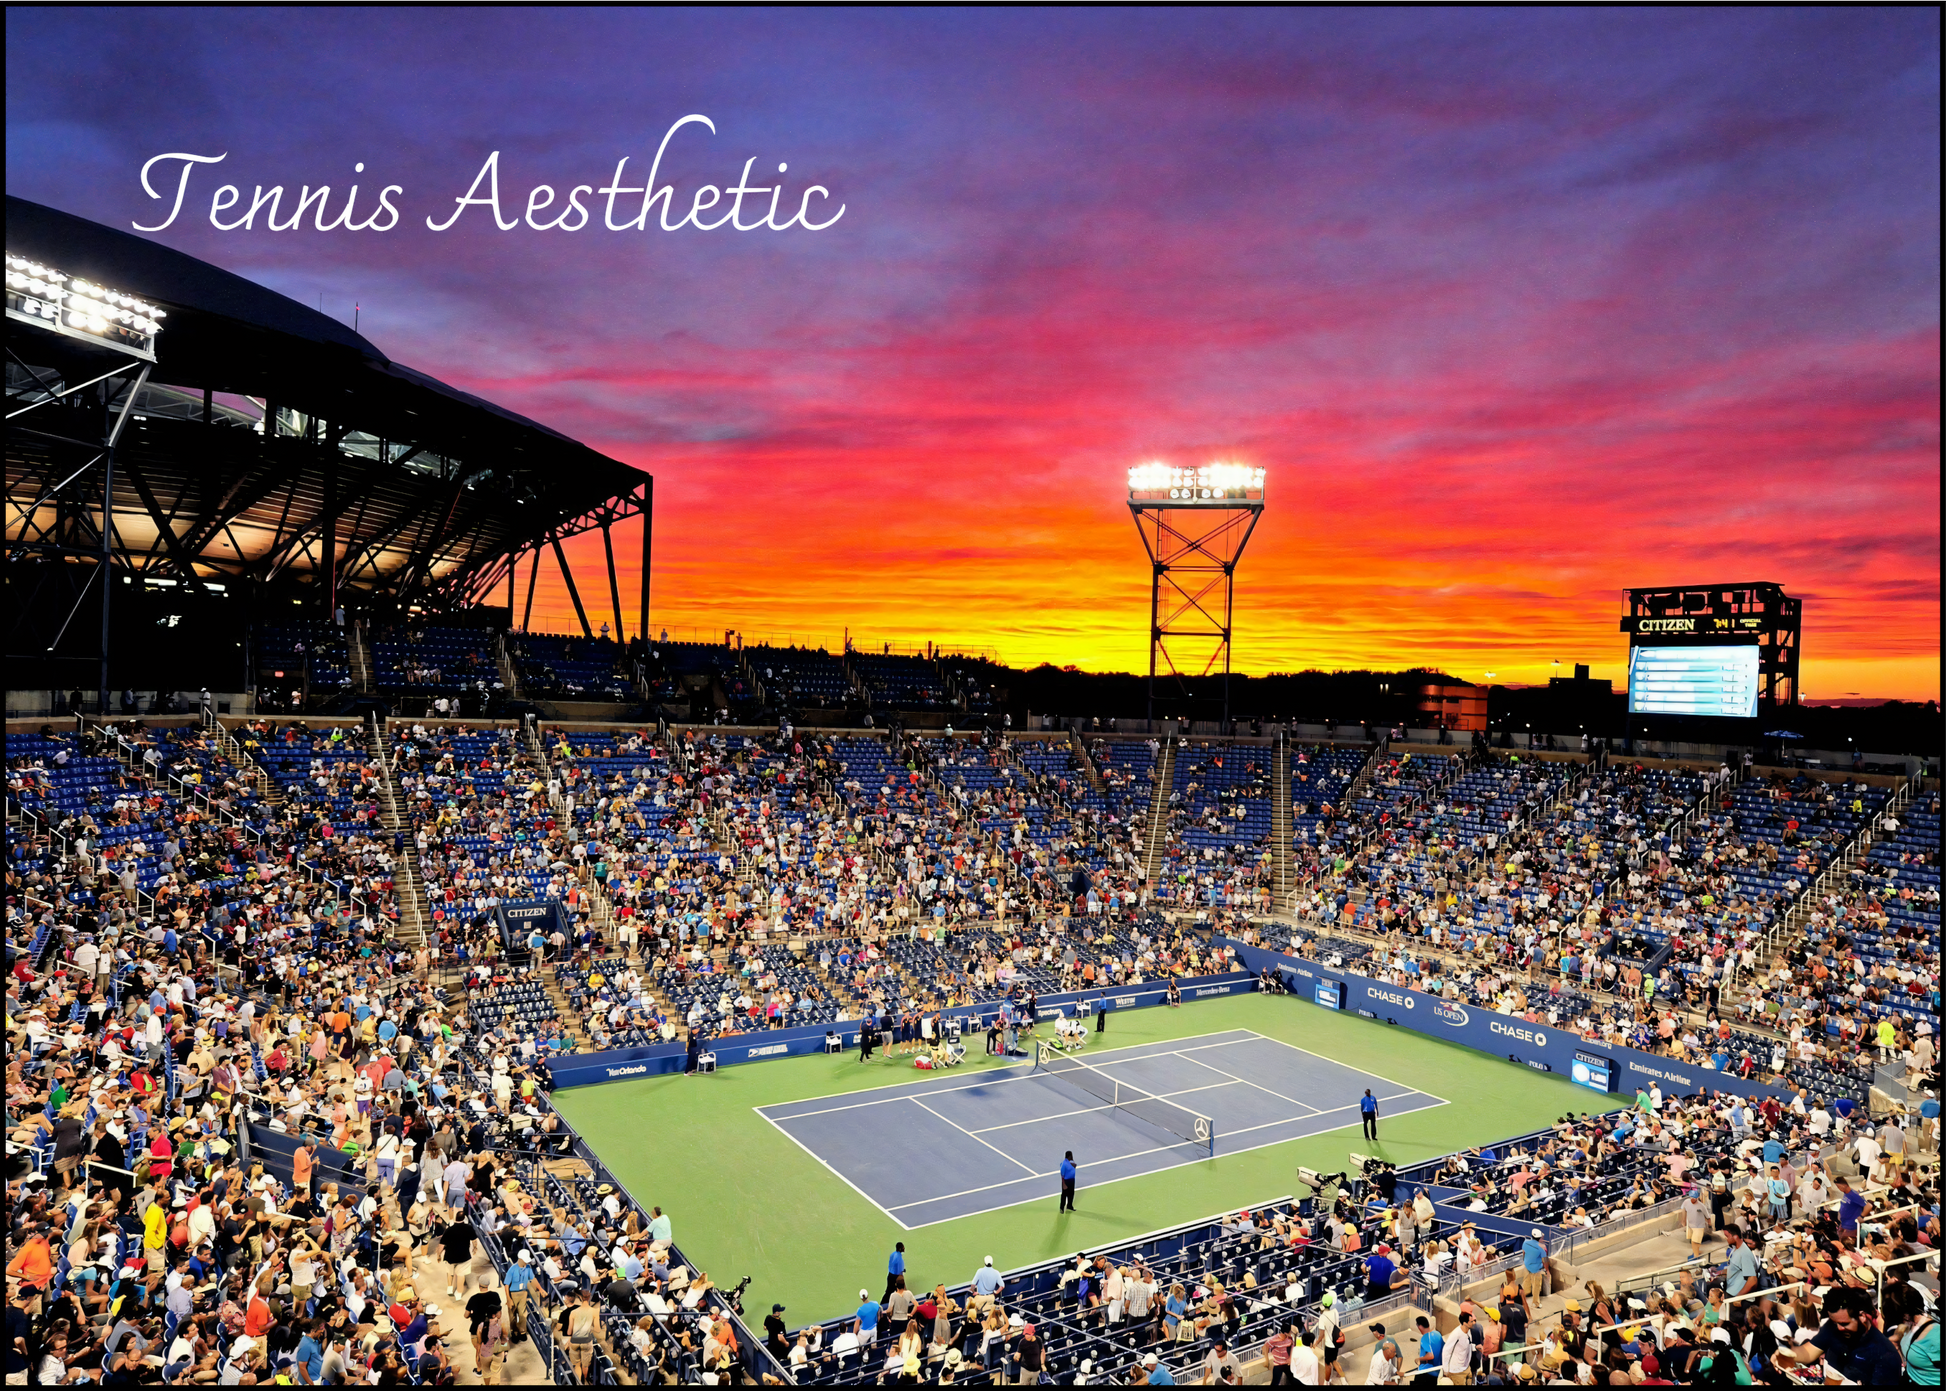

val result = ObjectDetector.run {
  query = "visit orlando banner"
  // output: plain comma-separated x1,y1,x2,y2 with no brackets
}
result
1218,938,1793,1106
545,970,1257,1089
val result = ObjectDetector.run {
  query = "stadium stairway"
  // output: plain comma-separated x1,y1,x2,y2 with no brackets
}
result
495,630,525,699
348,618,374,694
1341,739,1388,813
1066,727,1109,799
1271,729,1294,907
540,972,597,1051
372,713,431,948
523,715,550,770
1141,738,1177,884
213,717,281,808
1725,771,1919,1018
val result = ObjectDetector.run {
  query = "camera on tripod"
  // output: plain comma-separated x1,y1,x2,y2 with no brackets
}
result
1296,1165,1350,1195
1349,1152,1392,1180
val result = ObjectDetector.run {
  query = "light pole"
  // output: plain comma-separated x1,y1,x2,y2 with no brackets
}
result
1126,462,1265,725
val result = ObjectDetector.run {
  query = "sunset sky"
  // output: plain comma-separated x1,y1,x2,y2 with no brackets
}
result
7,9,1938,698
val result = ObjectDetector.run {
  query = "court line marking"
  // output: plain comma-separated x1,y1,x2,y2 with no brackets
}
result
1233,1028,1432,1097
1168,1043,1323,1115
888,1088,1439,1213
910,1097,1039,1175
751,1106,916,1231
966,1079,1241,1135
752,1030,1262,1121
895,1095,1453,1227
751,1024,1456,1227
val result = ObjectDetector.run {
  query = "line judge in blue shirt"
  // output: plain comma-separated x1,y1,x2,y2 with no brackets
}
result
1059,1151,1078,1212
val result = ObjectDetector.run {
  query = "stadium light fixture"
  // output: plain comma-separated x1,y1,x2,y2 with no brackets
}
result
1127,461,1266,504
6,251,165,360
1126,458,1266,723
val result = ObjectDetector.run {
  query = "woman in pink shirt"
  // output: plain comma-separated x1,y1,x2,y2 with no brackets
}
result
147,1130,175,1182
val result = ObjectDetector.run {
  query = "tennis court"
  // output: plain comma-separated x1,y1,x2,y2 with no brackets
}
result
754,1028,1446,1228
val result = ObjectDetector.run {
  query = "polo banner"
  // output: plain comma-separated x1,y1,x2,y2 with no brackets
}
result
1219,939,1791,1106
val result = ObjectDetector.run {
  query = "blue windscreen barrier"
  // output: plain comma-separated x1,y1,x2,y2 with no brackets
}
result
547,971,1256,1089
1219,938,1794,1106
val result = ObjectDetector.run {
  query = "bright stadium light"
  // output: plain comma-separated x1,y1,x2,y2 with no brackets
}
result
6,251,164,360
1126,460,1266,503
1126,458,1266,723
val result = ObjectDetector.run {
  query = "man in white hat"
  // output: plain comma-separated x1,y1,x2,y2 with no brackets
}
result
504,1249,534,1341
852,1289,881,1348
969,1257,1004,1318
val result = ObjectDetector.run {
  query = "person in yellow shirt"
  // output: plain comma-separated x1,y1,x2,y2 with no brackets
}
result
143,1193,169,1272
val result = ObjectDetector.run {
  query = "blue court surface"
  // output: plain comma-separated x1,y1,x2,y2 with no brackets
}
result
755,1029,1447,1228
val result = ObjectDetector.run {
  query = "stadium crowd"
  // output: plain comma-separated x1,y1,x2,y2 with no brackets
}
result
778,1082,1937,1385
8,711,1938,1385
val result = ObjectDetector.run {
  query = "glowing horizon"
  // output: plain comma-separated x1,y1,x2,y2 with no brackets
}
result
7,9,1937,700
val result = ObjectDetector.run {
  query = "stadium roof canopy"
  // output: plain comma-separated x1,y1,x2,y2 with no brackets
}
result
5,195,648,617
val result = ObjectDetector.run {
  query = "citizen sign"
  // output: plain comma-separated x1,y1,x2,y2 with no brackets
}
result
1433,1003,1470,1027
1490,1020,1548,1047
1636,618,1696,632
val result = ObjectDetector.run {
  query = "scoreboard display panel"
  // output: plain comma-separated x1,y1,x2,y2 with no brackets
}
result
1570,1050,1618,1094
1627,645,1760,719
1622,584,1799,717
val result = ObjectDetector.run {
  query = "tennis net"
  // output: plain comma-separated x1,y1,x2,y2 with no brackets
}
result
1033,1042,1216,1156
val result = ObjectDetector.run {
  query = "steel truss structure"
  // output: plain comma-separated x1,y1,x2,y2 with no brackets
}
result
6,195,653,704
1621,582,1801,711
1128,488,1264,722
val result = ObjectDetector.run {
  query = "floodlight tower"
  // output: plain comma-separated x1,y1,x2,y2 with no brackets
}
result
1127,462,1266,724
6,250,163,716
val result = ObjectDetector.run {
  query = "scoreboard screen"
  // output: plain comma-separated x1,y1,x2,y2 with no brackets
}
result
1313,980,1343,1010
1570,1050,1617,1094
1628,645,1760,718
